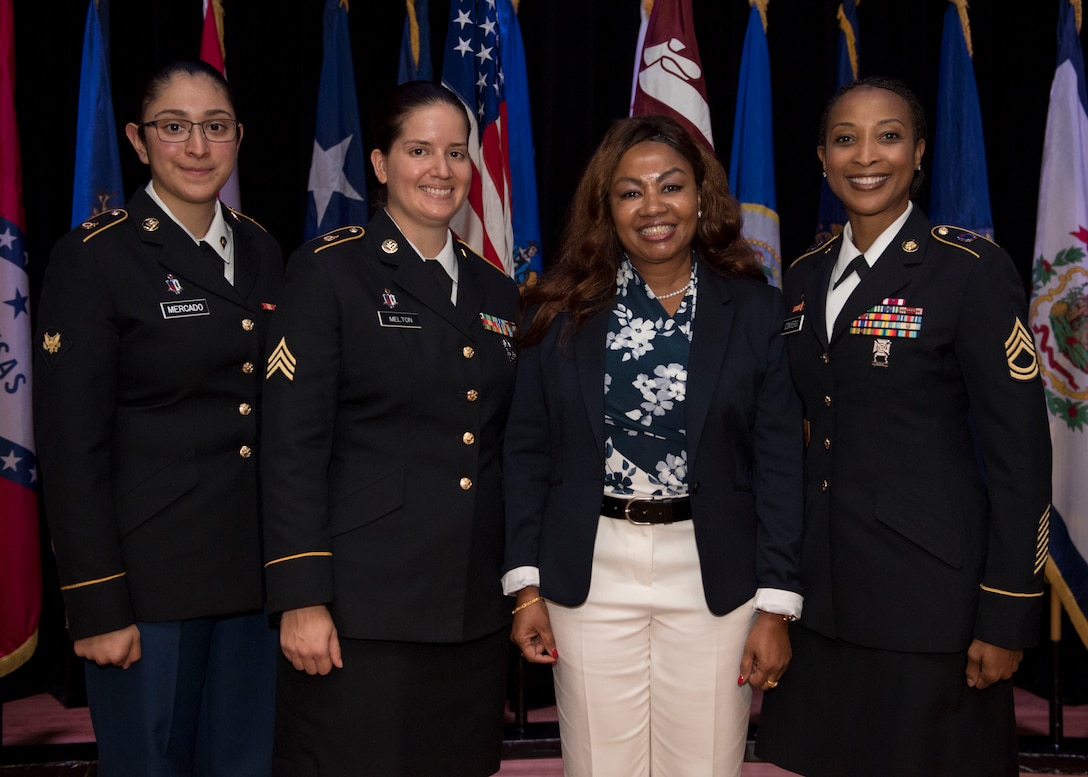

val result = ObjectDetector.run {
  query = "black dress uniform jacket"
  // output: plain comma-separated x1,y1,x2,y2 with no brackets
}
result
262,208,520,643
502,259,804,615
34,189,284,640
783,207,1051,653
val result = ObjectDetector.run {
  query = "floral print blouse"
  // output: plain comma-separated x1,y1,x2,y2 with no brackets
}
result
603,257,697,498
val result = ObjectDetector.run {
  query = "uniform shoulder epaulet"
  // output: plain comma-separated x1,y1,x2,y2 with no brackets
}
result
929,225,998,259
77,209,128,243
456,238,507,275
789,233,840,269
312,225,366,254
227,206,268,233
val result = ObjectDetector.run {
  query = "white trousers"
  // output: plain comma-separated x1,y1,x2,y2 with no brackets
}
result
547,514,757,777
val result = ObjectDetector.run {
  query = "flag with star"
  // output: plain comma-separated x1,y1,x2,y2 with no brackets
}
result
729,0,781,286
497,0,542,288
441,0,513,273
930,0,993,239
0,0,41,679
71,0,124,228
814,0,858,244
630,0,714,151
200,0,241,210
398,0,433,83
305,0,368,240
1029,0,1088,650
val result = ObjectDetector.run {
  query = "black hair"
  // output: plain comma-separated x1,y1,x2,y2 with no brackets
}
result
370,80,470,155
818,76,927,197
135,59,237,123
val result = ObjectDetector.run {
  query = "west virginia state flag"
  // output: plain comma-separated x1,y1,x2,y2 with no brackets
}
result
0,0,41,679
729,0,781,286
305,0,368,240
1029,0,1088,649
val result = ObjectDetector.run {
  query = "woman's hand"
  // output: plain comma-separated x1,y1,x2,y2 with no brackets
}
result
73,624,142,669
510,586,557,665
966,639,1022,690
279,604,343,676
738,611,792,691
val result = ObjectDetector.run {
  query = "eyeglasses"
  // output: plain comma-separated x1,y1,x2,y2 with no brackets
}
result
141,119,240,143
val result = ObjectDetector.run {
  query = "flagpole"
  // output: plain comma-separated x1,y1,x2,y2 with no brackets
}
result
1050,583,1064,749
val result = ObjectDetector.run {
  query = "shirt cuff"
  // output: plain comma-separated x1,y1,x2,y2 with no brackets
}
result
753,588,803,621
502,566,540,597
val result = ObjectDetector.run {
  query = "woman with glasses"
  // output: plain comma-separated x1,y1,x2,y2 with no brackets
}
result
34,59,283,777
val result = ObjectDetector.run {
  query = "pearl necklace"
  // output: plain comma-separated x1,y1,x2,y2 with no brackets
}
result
653,281,692,300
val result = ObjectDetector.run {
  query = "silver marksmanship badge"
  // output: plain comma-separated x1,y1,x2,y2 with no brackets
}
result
872,338,891,368
503,338,517,362
381,239,398,254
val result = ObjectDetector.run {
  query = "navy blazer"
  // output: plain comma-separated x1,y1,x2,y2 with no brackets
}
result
503,258,804,615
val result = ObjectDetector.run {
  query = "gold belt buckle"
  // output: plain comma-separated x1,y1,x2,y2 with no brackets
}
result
624,496,655,525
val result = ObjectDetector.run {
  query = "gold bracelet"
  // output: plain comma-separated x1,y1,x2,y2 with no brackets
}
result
512,595,544,615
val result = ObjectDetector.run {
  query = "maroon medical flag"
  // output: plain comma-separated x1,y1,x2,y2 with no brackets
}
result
199,0,241,209
630,0,715,150
0,0,42,679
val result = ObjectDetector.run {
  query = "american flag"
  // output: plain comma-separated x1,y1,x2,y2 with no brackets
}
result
441,0,513,274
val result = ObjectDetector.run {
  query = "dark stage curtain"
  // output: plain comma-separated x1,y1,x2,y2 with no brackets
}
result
7,0,1087,699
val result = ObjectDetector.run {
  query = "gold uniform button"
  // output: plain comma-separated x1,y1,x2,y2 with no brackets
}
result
239,445,253,459
462,432,475,445
821,353,830,364
462,346,475,359
241,318,255,332
824,395,832,407
242,362,255,374
821,479,829,492
823,438,831,450
239,403,253,416
459,477,473,490
466,389,479,402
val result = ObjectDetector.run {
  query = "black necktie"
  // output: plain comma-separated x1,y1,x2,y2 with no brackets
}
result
428,259,453,300
199,241,224,277
833,254,868,289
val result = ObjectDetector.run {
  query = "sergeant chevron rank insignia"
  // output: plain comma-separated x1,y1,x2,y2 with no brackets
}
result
1005,317,1039,381
266,337,297,381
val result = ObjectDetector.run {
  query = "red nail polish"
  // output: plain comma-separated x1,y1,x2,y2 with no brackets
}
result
552,649,559,659
737,675,745,687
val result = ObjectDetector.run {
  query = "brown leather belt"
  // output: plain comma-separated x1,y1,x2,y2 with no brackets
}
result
601,494,692,525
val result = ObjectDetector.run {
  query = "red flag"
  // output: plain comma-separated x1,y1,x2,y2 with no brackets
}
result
0,0,41,679
630,0,715,150
200,0,241,210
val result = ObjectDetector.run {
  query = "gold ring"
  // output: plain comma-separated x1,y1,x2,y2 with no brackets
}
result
766,680,779,688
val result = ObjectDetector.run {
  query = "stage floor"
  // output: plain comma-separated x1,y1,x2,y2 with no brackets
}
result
3,686,1087,775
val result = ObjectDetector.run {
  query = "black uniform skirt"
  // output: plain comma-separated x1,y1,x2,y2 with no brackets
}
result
271,628,509,777
755,624,1018,777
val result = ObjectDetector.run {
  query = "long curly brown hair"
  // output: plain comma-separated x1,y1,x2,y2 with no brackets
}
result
519,114,763,348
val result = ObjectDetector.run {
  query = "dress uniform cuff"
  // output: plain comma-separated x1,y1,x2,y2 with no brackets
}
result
265,553,335,615
61,575,134,641
973,586,1043,650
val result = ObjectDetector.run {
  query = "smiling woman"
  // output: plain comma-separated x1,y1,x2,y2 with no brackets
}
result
32,59,284,777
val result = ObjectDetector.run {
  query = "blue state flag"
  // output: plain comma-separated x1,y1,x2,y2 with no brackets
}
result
930,0,993,238
305,0,368,240
497,0,542,288
1029,0,1088,650
729,1,781,287
398,0,433,83
814,0,858,245
71,0,123,228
